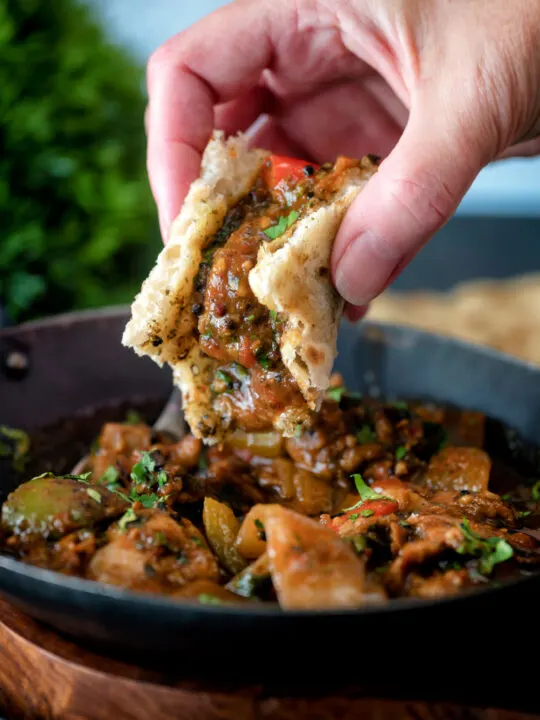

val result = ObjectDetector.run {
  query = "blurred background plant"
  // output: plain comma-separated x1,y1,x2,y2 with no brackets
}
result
0,0,160,323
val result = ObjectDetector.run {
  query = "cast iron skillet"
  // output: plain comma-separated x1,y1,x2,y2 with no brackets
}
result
1,307,540,707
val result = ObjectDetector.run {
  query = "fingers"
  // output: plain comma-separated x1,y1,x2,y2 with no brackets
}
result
331,107,486,306
146,1,274,239
277,77,405,162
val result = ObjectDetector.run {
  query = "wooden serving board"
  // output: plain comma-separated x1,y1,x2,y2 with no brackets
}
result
0,599,536,720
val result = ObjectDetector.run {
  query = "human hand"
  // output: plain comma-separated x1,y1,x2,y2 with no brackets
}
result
145,0,540,318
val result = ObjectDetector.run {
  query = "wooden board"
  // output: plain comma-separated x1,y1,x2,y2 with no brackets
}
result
0,599,536,720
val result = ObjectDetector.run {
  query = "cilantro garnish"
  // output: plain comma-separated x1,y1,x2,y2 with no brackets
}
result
198,593,223,605
356,425,376,444
130,451,157,484
532,480,540,501
343,473,391,511
395,446,407,460
99,465,119,487
326,386,345,403
258,354,271,370
118,507,138,531
86,488,101,504
269,310,277,320
198,453,208,471
359,509,374,518
263,210,298,240
456,518,513,575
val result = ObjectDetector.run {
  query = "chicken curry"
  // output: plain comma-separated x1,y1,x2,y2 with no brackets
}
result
2,376,539,610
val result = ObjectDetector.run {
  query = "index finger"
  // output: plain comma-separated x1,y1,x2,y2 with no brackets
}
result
146,0,274,239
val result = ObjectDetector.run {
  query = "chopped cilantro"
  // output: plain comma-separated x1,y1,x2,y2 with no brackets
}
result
392,401,408,410
134,493,160,509
86,488,101,504
258,354,271,370
130,451,157,484
518,510,532,518
359,509,374,518
326,386,345,402
349,536,366,554
395,446,407,460
198,593,223,605
457,518,513,575
343,473,390,511
198,454,208,471
348,513,359,521
157,470,168,488
118,508,138,531
501,492,513,502
294,424,303,438
269,310,277,320
356,425,376,444
532,480,540,501
192,536,204,547
99,465,119,486
32,471,92,483
246,314,256,322
263,210,298,240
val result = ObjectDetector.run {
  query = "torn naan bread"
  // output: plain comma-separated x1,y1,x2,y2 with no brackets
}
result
122,131,378,443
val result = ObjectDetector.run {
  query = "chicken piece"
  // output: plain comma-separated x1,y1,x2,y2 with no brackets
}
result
424,446,491,493
264,506,368,610
406,569,473,598
430,488,518,527
88,509,219,593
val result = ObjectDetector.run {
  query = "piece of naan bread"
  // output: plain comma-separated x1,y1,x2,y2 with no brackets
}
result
122,131,378,442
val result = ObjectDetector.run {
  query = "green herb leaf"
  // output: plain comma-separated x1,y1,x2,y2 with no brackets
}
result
356,425,376,444
86,488,101,504
118,508,138,531
246,314,256,322
395,446,407,460
326,386,345,403
392,401,408,410
359,509,374,518
157,470,168,488
198,593,223,605
192,536,204,548
348,513,359,521
99,465,119,486
269,310,277,320
134,493,160,509
258,354,271,370
294,424,303,439
343,473,390,511
457,518,514,575
532,480,540,501
130,451,157,484
263,210,299,240
518,510,532,518
198,454,208,471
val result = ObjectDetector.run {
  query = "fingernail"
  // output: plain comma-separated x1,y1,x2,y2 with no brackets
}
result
334,230,397,307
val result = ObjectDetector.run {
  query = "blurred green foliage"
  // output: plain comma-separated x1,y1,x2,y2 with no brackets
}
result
0,0,161,323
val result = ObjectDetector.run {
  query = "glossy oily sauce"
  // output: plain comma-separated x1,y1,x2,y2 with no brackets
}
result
2,378,539,610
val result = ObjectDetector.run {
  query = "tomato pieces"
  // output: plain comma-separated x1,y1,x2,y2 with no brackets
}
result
263,155,319,189
345,499,399,520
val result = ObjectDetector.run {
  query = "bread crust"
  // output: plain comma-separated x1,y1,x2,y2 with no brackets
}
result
122,131,377,442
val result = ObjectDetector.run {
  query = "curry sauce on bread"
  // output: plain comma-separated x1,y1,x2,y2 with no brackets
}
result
122,131,378,443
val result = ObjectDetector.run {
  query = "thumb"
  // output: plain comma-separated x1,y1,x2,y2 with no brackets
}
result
331,107,487,306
